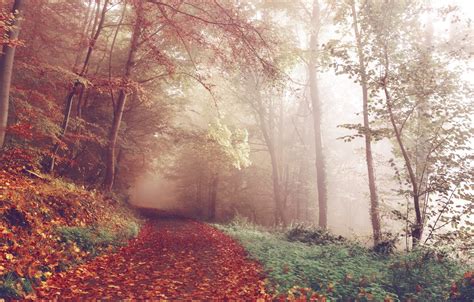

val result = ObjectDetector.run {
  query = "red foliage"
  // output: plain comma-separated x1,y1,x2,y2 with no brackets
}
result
0,7,24,49
0,147,34,169
36,219,271,300
7,122,34,140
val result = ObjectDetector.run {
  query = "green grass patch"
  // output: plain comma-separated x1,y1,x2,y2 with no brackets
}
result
217,220,468,301
0,273,21,300
57,220,140,255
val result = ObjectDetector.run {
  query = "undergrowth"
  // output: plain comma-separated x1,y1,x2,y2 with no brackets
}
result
0,158,142,299
218,218,472,301
57,220,140,255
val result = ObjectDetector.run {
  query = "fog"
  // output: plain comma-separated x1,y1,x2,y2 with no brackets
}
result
124,0,473,250
3,0,474,299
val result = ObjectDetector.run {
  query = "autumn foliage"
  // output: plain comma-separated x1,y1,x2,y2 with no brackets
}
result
0,149,140,299
36,219,271,300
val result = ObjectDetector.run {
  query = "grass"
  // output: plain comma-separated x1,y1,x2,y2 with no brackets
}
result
57,220,140,255
0,274,21,299
217,218,470,301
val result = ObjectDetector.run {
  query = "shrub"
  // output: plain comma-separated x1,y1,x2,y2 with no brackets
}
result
120,221,140,238
286,223,346,245
447,271,474,301
388,248,464,300
218,223,395,300
228,214,260,231
371,233,399,255
218,222,466,301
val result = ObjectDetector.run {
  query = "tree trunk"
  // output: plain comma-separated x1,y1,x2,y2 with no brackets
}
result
48,0,109,172
350,0,382,246
381,55,422,246
309,0,328,229
72,0,93,73
208,174,219,220
103,90,126,191
255,100,285,225
0,0,25,149
79,0,109,77
103,2,142,192
48,81,82,172
269,144,285,225
296,161,309,222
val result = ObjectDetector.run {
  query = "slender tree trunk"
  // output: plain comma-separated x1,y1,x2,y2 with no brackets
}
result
385,86,422,246
48,82,82,172
103,2,142,192
196,178,202,204
350,0,382,246
72,0,93,73
48,0,109,172
103,90,126,191
258,109,285,224
208,173,219,220
79,0,109,77
309,0,328,229
416,23,434,228
76,86,85,119
296,159,309,222
0,0,25,149
381,50,422,246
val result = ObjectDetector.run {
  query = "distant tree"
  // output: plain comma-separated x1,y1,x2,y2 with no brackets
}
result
308,0,328,229
236,70,287,225
205,120,251,219
168,120,250,220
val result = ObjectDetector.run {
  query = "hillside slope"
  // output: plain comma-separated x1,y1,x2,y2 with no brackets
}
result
0,149,141,299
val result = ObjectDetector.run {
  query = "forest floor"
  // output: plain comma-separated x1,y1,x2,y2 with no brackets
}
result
35,218,270,300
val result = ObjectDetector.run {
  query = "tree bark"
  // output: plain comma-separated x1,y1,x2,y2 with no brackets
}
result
309,0,328,229
103,2,142,192
0,0,25,149
350,0,382,246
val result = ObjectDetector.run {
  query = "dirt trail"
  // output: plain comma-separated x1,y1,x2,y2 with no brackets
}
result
37,219,269,300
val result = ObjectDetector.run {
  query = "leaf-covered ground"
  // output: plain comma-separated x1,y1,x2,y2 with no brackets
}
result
36,219,270,300
0,150,140,299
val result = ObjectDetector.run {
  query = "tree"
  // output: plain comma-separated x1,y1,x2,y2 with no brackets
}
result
102,0,276,191
237,70,287,225
309,0,328,229
358,1,472,247
0,0,24,149
167,120,250,220
48,0,110,173
205,120,251,219
103,0,143,192
335,0,382,245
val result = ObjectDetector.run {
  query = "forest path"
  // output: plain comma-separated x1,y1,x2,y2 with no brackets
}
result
36,219,269,300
